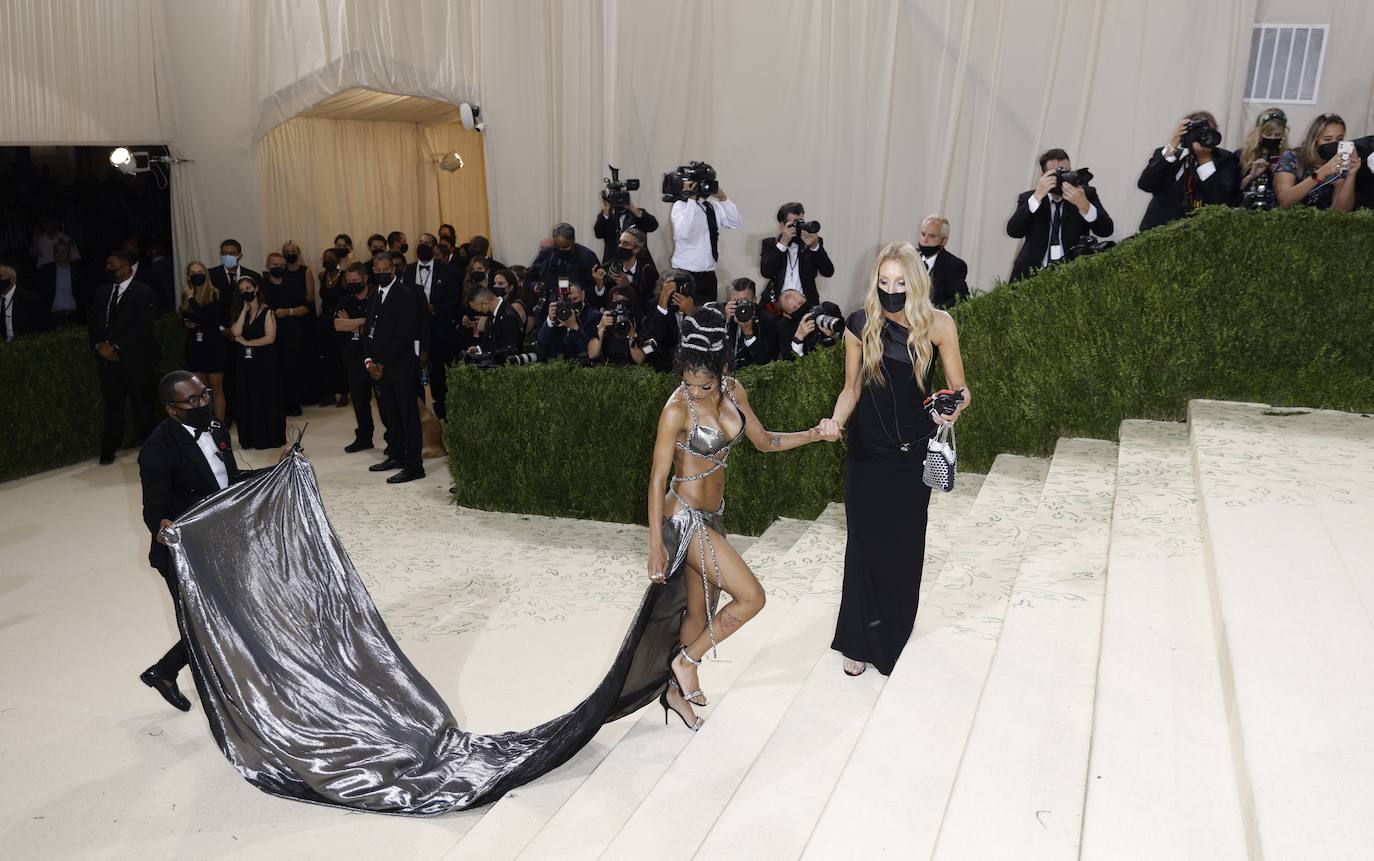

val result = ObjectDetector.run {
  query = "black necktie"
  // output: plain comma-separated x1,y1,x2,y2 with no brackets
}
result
1049,202,1062,252
703,201,719,261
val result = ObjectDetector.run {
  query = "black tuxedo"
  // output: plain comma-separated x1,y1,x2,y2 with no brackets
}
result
88,279,162,457
925,251,969,309
138,418,263,678
209,265,261,315
776,300,843,361
475,299,525,356
593,208,660,263
728,309,779,369
2,288,46,340
1137,146,1241,232
1006,188,1114,282
759,237,835,307
594,250,660,311
528,243,600,293
364,280,429,470
644,304,682,372
404,259,461,419
34,262,94,326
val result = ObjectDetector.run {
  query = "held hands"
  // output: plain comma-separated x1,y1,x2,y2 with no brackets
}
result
778,222,798,246
800,229,820,249
816,418,842,442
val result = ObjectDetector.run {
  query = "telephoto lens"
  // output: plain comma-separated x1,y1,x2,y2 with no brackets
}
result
811,313,841,332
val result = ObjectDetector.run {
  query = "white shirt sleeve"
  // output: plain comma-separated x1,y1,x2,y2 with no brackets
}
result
1196,160,1218,182
791,340,804,357
775,241,789,252
671,199,704,242
1082,203,1099,223
714,199,743,229
1026,194,1041,214
743,335,756,347
1162,146,1178,163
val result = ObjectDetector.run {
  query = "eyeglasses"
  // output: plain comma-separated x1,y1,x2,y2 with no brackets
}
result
171,388,212,408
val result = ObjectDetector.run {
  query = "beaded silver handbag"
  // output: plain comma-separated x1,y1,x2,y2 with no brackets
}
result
922,424,957,492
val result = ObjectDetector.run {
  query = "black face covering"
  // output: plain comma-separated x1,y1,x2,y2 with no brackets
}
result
397,243,409,254
283,253,299,265
1316,141,1341,161
878,290,906,312
189,272,208,286
346,281,365,297
1260,137,1282,156
269,266,286,279
617,246,636,260
416,244,434,263
0,278,12,292
469,270,486,284
370,272,391,288
917,244,940,258
491,285,507,298
241,290,256,301
182,402,215,431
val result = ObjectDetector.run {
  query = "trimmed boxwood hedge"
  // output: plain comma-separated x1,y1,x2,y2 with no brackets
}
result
445,206,1374,535
0,315,185,482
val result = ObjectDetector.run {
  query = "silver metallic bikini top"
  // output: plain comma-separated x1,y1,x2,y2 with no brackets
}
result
673,379,747,483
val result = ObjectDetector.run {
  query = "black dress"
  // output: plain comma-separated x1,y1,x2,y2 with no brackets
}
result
183,298,228,374
266,271,313,413
235,305,286,450
317,271,348,398
832,310,938,675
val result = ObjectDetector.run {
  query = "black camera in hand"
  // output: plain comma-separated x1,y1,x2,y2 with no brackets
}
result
662,161,719,202
1052,166,1093,195
603,164,640,211
923,389,965,416
635,336,659,356
1064,234,1116,262
733,298,756,323
610,299,634,335
1241,175,1278,210
1180,119,1222,150
790,219,821,238
555,298,577,323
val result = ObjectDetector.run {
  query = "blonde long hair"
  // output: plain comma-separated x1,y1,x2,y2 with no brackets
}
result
1297,112,1345,174
182,261,218,309
859,241,937,390
1239,109,1289,166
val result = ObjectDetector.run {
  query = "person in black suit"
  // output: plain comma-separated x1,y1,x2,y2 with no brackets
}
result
1,265,46,340
404,233,461,420
1006,148,1115,282
528,224,600,298
588,286,651,366
917,215,970,308
593,190,659,264
1137,111,1241,232
333,264,376,453
759,202,835,308
120,236,167,314
722,277,778,369
592,227,659,311
208,238,259,428
643,269,699,372
34,239,92,327
1354,134,1374,211
363,254,428,483
463,283,525,359
89,251,161,464
137,370,273,711
774,286,842,361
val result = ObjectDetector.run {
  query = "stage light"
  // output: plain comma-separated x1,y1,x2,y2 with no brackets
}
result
109,147,137,175
439,152,464,172
460,102,483,131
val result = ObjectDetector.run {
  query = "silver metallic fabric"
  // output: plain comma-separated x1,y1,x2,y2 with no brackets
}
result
162,452,684,815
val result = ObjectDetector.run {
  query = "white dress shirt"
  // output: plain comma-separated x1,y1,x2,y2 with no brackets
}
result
670,197,743,272
414,262,433,301
2,286,15,341
1024,194,1098,266
775,241,804,296
1160,146,1218,182
923,250,940,273
181,423,229,490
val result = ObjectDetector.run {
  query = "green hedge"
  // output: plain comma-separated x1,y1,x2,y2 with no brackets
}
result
446,206,1374,535
0,315,185,482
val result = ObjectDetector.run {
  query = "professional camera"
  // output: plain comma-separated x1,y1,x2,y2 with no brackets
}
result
790,219,821,236
1052,166,1094,195
636,336,659,356
603,164,641,212
1241,174,1278,210
504,351,541,366
734,298,756,323
661,161,719,202
555,297,577,323
1180,119,1222,150
1063,234,1116,262
809,310,842,334
607,258,627,279
610,300,634,335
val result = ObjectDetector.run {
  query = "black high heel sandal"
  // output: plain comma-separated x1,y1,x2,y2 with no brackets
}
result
660,684,704,732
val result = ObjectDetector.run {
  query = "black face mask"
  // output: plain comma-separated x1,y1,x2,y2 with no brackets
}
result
470,270,486,284
241,290,256,301
335,247,351,258
346,281,365,296
491,285,507,298
182,402,215,431
616,246,636,260
396,243,409,254
269,266,286,279
878,290,906,312
283,252,299,265
107,266,122,279
189,272,208,286
917,244,940,258
369,247,385,257
416,244,434,262
370,272,391,288
0,278,12,292
1316,141,1341,161
1260,137,1282,156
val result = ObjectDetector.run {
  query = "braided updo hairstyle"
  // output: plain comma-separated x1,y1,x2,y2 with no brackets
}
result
673,303,732,381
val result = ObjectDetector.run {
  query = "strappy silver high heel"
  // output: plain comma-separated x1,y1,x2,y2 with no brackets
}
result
672,646,708,707
660,684,704,732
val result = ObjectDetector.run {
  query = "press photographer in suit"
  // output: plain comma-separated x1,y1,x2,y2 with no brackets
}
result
593,227,659,310
917,215,969,309
529,223,599,300
1137,111,1241,231
774,285,842,361
89,251,161,464
1006,148,1114,282
363,254,428,484
463,283,524,358
404,233,461,420
594,180,659,263
137,371,273,711
760,202,834,308
723,277,778,368
644,269,699,371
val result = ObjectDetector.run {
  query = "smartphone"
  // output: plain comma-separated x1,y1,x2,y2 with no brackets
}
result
1337,140,1354,171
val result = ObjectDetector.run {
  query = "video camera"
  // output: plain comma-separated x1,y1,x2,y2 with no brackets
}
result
1181,119,1222,150
662,161,719,202
603,164,640,212
1052,166,1094,195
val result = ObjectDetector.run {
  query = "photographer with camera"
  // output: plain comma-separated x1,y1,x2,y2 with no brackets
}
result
645,269,698,371
1275,112,1363,212
528,223,600,303
723,277,777,368
588,286,650,366
775,284,842,361
594,165,659,264
535,277,600,361
917,215,969,309
760,202,834,308
1137,111,1241,231
1233,108,1289,210
665,162,741,303
462,282,525,359
592,227,659,311
1006,148,1115,282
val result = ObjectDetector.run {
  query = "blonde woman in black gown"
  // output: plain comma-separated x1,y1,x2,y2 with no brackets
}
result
648,302,838,729
822,241,970,677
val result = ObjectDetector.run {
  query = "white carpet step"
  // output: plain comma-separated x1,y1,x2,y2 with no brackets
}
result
1190,400,1374,859
1080,421,1247,859
803,453,1049,859
931,438,1118,860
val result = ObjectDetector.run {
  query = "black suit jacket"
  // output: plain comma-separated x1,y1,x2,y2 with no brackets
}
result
87,280,161,368
209,265,261,317
728,309,779,368
1137,146,1241,232
1006,188,1114,282
594,250,660,311
34,262,94,322
139,418,261,571
593,209,661,262
759,238,835,307
1352,135,1374,212
476,299,525,355
364,280,429,373
926,251,969,308
403,260,461,353
645,304,682,372
4,288,47,338
529,243,600,293
775,301,842,361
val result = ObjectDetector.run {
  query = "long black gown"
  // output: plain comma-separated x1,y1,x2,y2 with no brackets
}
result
831,310,938,676
235,306,287,450
163,452,687,814
266,271,313,413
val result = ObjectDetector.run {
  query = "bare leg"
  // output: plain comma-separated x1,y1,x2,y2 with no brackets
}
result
670,527,766,703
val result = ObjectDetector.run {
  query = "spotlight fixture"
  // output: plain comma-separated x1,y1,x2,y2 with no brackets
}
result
460,102,484,132
438,152,465,172
107,147,189,175
109,147,137,175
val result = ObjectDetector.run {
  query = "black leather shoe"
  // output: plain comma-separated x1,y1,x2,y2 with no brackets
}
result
99,453,115,465
368,458,404,472
140,667,192,712
344,439,374,453
386,467,426,484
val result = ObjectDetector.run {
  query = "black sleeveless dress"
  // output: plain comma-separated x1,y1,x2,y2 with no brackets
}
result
235,306,286,450
266,271,313,414
183,298,228,374
832,310,938,675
